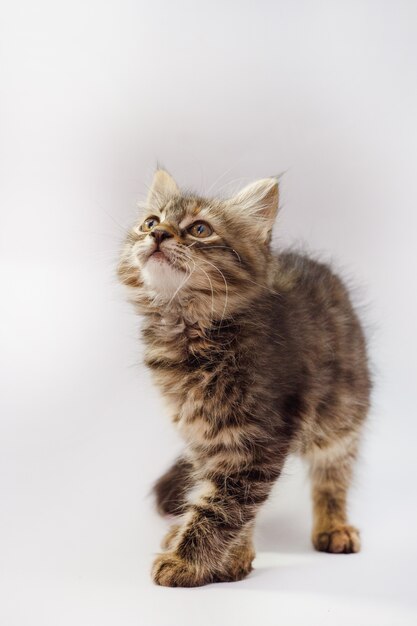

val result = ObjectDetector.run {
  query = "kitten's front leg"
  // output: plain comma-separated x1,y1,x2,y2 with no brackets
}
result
152,467,278,587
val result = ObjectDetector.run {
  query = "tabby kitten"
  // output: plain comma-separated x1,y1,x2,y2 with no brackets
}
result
118,169,371,587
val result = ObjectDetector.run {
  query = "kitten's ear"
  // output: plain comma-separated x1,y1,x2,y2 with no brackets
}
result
228,177,279,241
147,169,179,208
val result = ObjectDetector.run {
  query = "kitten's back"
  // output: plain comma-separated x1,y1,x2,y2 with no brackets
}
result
265,251,371,446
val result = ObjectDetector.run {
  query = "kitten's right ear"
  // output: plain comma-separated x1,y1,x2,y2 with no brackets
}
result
228,177,279,242
147,169,179,208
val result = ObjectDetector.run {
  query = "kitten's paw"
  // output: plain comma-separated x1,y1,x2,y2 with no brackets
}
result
214,542,255,582
152,553,205,587
313,525,361,554
213,555,254,583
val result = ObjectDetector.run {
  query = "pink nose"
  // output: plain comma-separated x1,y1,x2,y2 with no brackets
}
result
150,228,173,245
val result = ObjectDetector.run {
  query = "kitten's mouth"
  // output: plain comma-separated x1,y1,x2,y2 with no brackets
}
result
146,245,186,273
150,250,167,261
147,247,180,269
147,245,170,263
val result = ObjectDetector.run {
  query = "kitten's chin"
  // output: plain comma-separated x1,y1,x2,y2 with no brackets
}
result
142,255,187,301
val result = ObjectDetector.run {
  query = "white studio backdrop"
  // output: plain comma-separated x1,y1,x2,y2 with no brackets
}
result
1,1,416,625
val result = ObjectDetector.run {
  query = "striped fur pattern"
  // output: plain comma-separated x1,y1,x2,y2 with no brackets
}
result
118,170,371,586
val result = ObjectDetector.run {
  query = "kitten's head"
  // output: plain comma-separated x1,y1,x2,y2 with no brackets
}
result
118,169,279,318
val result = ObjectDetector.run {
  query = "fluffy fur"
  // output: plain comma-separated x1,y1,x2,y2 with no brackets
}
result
118,169,371,587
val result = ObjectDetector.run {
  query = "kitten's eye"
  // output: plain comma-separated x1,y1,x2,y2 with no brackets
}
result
188,221,213,238
141,216,160,232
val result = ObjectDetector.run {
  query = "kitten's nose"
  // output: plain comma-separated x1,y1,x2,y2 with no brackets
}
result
150,227,174,245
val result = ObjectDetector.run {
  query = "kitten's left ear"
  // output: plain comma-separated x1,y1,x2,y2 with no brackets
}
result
228,177,279,241
147,169,179,209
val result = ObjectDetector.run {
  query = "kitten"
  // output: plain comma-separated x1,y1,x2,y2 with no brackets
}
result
118,169,371,587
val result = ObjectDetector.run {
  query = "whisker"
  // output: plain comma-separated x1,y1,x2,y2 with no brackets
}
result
98,207,130,235
167,258,195,305
244,277,283,298
177,248,216,322
198,257,229,330
194,245,242,264
205,166,237,196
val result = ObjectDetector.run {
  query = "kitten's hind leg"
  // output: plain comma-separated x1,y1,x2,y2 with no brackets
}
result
153,456,194,517
308,436,361,554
